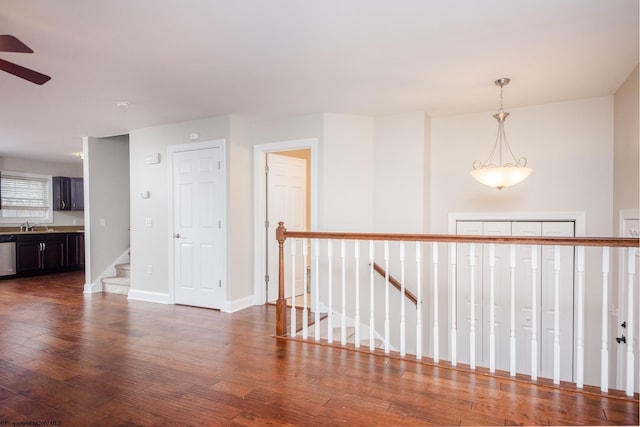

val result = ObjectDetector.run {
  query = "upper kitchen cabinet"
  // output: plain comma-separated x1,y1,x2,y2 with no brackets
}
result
53,176,84,211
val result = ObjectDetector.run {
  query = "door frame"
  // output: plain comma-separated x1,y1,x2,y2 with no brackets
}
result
167,139,228,307
253,138,319,304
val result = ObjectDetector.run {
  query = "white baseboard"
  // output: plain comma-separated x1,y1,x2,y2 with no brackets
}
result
83,281,102,294
128,289,170,304
223,294,254,313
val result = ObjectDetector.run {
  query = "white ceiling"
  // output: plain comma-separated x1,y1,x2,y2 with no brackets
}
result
0,0,637,163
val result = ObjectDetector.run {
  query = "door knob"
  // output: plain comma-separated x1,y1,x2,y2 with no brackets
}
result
173,233,181,239
616,335,626,344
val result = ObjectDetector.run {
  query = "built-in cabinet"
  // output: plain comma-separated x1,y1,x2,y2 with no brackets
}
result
52,176,84,211
16,232,85,275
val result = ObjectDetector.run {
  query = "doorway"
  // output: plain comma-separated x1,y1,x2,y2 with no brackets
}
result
253,139,318,305
168,140,227,310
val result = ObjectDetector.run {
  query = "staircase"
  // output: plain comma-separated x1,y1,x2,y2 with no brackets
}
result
101,263,130,295
315,316,384,349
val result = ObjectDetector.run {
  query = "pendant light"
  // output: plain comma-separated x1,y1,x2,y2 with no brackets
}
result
471,78,532,189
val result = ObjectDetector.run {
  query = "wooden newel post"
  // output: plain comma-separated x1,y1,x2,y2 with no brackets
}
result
275,221,287,337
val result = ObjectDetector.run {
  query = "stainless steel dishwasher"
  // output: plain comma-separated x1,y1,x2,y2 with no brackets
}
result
0,234,17,277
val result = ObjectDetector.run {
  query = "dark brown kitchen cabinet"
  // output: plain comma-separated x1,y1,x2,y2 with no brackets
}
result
53,176,84,211
16,234,67,274
67,232,85,269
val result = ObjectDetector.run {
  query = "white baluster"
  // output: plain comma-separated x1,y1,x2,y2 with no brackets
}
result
450,243,458,366
433,242,439,363
416,242,422,360
470,243,476,370
341,240,347,346
384,241,390,354
302,238,308,339
601,246,610,392
576,246,588,388
369,241,375,351
354,241,361,348
327,240,333,344
400,241,406,357
290,238,296,337
314,239,320,341
509,245,516,377
553,246,561,385
531,245,538,381
489,243,496,373
626,247,637,397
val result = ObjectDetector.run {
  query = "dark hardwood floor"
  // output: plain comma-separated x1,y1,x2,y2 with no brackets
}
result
0,272,638,426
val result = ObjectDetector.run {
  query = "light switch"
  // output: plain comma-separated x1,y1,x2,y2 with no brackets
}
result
145,217,153,227
99,218,106,227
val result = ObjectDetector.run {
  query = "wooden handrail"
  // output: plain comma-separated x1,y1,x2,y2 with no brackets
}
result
371,262,418,305
274,221,639,337
281,229,639,248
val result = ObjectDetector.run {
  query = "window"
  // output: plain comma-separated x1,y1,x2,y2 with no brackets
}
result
0,171,53,223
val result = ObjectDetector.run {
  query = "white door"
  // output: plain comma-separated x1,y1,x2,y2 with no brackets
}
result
266,152,307,302
172,145,225,309
456,220,574,381
512,221,574,382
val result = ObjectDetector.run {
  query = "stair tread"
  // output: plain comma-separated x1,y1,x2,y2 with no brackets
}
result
115,263,130,270
101,276,130,285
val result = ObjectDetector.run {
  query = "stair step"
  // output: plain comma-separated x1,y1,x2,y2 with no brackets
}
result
115,263,130,278
102,276,130,295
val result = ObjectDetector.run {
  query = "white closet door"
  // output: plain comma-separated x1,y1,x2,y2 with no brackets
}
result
512,221,575,381
481,221,512,371
512,222,543,378
540,222,575,382
455,221,484,366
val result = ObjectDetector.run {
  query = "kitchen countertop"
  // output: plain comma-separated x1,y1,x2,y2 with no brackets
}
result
0,227,84,235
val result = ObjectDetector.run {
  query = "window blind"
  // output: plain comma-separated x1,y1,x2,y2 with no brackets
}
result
1,173,49,210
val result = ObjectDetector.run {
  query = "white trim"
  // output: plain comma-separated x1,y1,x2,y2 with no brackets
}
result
222,294,255,313
253,138,319,305
448,211,586,236
128,289,170,304
167,139,228,309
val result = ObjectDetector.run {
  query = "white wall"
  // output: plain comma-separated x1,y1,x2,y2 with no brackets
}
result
0,155,84,226
129,116,231,303
430,97,613,234
83,135,130,290
322,113,374,231
373,111,429,233
613,65,639,223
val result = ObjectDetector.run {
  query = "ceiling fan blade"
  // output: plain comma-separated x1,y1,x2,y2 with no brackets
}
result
0,58,50,85
0,35,33,53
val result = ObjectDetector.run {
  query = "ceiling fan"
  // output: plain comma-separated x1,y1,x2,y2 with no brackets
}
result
0,35,50,85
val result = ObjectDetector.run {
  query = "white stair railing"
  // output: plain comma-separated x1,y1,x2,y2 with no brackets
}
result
275,223,639,396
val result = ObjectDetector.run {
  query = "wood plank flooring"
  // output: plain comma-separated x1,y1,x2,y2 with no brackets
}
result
0,272,638,426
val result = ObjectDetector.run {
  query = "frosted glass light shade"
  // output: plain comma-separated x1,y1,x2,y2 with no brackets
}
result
471,166,533,190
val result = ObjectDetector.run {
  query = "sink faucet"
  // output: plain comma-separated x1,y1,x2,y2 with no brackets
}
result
20,221,33,232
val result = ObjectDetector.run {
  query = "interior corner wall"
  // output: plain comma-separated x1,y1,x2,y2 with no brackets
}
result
373,111,429,233
84,135,130,287
322,113,374,231
129,116,231,299
613,64,639,228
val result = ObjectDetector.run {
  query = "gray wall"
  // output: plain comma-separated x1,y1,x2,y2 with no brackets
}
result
84,135,130,290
